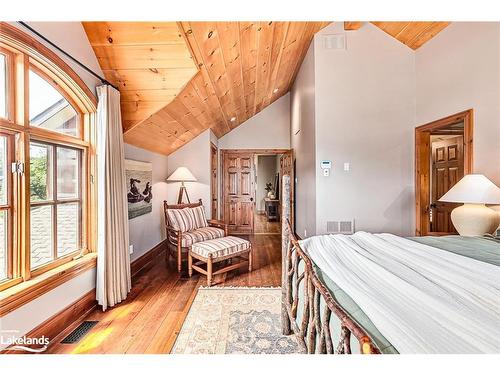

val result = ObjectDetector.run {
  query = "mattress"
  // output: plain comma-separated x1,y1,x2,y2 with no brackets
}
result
298,235,500,354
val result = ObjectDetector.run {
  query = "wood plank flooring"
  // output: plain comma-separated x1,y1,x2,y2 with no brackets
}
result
44,234,282,354
254,213,281,234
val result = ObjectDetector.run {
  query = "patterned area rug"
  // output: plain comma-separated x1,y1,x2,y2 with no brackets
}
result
172,287,301,354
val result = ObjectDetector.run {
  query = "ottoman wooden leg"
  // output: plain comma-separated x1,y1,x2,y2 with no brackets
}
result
188,250,193,277
207,256,213,287
248,245,253,272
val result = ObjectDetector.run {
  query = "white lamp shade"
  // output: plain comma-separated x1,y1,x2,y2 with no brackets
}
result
167,167,197,182
439,174,500,204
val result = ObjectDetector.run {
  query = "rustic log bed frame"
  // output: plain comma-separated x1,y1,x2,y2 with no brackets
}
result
281,222,380,354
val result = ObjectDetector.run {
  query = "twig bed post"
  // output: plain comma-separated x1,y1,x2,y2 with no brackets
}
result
281,174,292,335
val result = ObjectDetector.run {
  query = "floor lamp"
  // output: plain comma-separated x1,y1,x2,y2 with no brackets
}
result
167,167,197,204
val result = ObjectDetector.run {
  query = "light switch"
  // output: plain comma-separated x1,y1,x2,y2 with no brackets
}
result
344,163,350,172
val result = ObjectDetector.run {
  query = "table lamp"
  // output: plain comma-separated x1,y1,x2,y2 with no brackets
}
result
167,167,197,204
439,174,500,236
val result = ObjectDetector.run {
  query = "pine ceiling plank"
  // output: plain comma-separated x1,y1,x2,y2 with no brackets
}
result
189,71,229,137
394,22,436,46
370,22,449,49
371,21,411,37
274,22,309,99
406,22,450,49
103,68,197,91
344,22,362,30
216,21,248,124
120,101,167,122
263,22,290,108
91,44,195,70
239,22,259,119
254,21,275,114
89,21,329,155
120,89,178,103
83,22,184,46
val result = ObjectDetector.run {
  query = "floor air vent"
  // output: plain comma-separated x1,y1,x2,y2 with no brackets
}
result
60,321,98,344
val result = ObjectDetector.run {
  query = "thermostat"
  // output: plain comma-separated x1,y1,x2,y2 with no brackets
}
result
320,160,331,169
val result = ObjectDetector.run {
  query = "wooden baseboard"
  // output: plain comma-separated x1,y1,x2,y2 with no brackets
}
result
2,239,168,354
130,239,168,278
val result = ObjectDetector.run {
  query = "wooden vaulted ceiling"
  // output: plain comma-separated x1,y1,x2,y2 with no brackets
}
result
83,21,450,155
124,21,329,155
369,22,450,50
82,22,198,132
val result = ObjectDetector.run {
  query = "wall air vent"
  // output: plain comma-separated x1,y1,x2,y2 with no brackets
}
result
327,220,355,235
323,34,346,50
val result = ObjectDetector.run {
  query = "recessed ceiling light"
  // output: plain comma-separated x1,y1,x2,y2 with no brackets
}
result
230,117,236,122
273,88,279,93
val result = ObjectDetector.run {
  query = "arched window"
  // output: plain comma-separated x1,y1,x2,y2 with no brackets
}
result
0,23,97,294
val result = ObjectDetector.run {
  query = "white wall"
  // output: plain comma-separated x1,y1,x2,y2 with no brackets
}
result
15,22,103,95
124,144,169,261
416,22,500,189
291,23,416,238
0,22,103,342
314,23,416,236
218,93,291,150
167,130,213,218
291,43,317,237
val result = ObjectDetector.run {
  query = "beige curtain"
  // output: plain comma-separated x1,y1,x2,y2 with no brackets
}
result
96,85,131,311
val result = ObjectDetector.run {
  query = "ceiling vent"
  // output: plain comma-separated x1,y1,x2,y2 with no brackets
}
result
327,220,355,235
323,34,346,50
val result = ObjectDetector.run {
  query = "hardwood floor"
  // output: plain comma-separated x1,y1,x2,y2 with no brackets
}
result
254,212,281,234
44,234,282,354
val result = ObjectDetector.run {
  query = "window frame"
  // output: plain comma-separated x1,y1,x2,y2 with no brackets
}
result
0,23,97,295
0,47,15,123
29,140,84,277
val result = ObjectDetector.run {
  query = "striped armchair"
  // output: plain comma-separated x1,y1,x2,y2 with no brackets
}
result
163,199,228,273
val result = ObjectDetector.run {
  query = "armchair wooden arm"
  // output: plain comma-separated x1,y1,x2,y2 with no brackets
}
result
208,220,229,236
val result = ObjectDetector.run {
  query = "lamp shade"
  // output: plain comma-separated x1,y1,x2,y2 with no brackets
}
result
439,174,500,204
167,167,197,182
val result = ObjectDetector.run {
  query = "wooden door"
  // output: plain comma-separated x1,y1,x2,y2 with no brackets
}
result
222,152,255,233
280,151,294,231
430,136,464,233
210,143,218,219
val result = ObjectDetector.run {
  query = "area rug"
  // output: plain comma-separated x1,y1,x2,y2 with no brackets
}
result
171,287,301,354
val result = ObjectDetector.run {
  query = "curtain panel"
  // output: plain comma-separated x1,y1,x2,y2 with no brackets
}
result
96,85,131,311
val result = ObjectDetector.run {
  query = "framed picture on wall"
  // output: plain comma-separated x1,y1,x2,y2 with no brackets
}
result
125,159,153,219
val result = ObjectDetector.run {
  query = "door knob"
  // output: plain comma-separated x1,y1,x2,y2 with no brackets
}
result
250,197,254,201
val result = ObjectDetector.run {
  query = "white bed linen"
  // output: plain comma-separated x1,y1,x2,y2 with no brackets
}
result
299,232,500,353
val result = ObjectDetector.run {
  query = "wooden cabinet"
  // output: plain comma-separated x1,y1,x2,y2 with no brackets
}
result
264,198,279,221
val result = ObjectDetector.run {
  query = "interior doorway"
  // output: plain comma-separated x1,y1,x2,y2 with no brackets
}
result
254,154,282,234
415,109,473,236
220,149,292,234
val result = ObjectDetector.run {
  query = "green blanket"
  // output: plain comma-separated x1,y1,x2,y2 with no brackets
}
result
310,235,500,354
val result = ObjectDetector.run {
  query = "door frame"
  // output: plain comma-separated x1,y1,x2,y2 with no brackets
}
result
414,109,473,236
220,148,291,234
210,142,218,220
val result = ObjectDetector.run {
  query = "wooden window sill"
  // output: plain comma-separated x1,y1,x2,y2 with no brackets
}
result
0,253,97,317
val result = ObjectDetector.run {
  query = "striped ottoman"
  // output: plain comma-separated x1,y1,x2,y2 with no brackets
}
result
188,236,252,286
